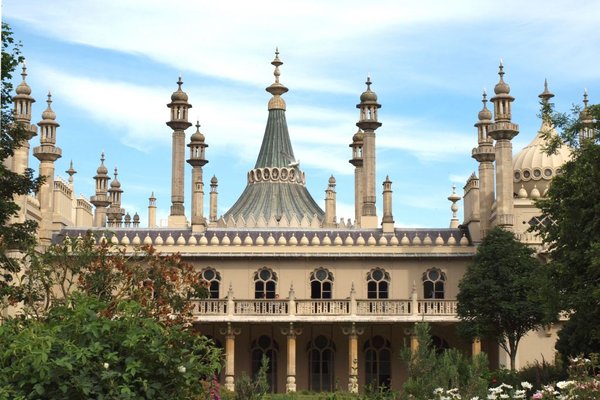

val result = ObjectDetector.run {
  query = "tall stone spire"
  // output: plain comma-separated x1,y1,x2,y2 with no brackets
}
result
90,153,111,227
223,49,324,226
356,76,382,228
167,76,192,228
471,89,495,238
33,92,62,244
487,61,519,229
107,167,124,227
12,61,37,175
187,121,209,232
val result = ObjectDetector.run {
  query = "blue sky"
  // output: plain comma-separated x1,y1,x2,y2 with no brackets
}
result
4,0,600,228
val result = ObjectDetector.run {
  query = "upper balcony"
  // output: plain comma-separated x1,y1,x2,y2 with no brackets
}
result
191,286,458,323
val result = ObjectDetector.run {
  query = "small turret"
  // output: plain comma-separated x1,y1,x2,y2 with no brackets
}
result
580,90,595,142
107,167,124,227
381,176,394,233
448,185,461,229
90,153,111,227
148,192,157,228
209,175,218,224
187,121,209,231
324,175,337,228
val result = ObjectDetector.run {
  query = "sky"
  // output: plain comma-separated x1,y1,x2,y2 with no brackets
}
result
3,0,600,228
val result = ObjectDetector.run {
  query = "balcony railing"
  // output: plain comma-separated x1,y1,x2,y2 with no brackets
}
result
191,298,457,319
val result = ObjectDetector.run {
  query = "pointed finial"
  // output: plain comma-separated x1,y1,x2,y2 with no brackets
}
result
482,89,488,105
114,167,118,179
47,91,53,107
538,78,554,102
483,88,487,98
196,120,200,129
366,75,372,89
583,88,589,108
21,61,28,81
498,59,505,79
177,76,183,90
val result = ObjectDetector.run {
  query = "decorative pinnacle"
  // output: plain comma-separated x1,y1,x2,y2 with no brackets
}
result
196,120,200,129
482,89,488,106
177,76,183,90
583,88,589,108
21,61,28,81
101,152,105,164
66,160,77,177
538,78,554,102
498,60,505,80
46,92,53,107
114,167,118,179
366,75,372,90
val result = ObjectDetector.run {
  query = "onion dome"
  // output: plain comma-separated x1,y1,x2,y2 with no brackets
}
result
494,60,510,95
41,92,57,121
478,90,492,121
517,185,527,198
171,76,188,102
97,152,108,175
329,175,336,185
513,81,571,197
211,175,218,185
190,120,205,142
352,128,364,143
15,62,32,96
110,167,122,189
360,76,378,102
133,213,140,224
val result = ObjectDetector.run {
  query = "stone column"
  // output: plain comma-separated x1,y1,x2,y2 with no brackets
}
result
472,337,481,358
342,323,364,393
219,322,241,392
280,322,303,393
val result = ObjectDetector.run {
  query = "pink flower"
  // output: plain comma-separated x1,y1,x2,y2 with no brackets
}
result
532,393,543,399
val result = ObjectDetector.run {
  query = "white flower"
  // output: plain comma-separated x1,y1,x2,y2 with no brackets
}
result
103,362,109,369
556,380,575,389
178,365,186,373
521,381,533,390
434,388,445,395
470,397,479,400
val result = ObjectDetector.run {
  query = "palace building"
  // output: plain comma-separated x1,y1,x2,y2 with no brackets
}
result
5,50,585,393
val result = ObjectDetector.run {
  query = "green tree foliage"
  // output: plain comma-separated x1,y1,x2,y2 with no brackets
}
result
457,227,546,370
14,233,209,324
0,294,222,400
1,22,43,306
534,101,600,362
400,322,488,400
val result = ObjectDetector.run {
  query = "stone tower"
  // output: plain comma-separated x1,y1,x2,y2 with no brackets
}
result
487,62,519,229
167,77,192,228
33,93,62,244
90,153,111,227
471,90,495,238
355,77,381,229
349,128,364,226
187,121,209,232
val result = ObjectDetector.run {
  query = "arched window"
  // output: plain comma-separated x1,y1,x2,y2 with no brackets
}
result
367,268,390,299
201,267,221,299
251,335,278,392
254,267,277,299
364,336,392,389
422,268,446,299
307,335,335,392
310,268,333,299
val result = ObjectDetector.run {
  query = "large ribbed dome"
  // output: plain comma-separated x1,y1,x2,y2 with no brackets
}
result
513,123,571,198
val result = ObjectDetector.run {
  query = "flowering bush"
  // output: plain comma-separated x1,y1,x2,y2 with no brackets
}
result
430,355,600,400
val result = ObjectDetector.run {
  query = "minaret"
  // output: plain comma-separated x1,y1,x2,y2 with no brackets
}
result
187,121,209,232
65,160,76,186
381,176,394,233
90,153,111,227
148,192,157,228
33,92,62,244
580,90,594,142
167,76,192,228
349,128,364,226
324,175,337,228
471,90,495,237
356,77,382,229
106,168,124,227
209,175,218,224
487,61,519,229
11,62,37,175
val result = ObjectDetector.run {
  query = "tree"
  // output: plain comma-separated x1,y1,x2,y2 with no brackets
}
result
400,322,488,400
457,226,546,370
1,22,43,306
534,100,600,362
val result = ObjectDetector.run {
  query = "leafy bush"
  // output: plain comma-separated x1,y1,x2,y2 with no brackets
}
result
0,294,222,399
